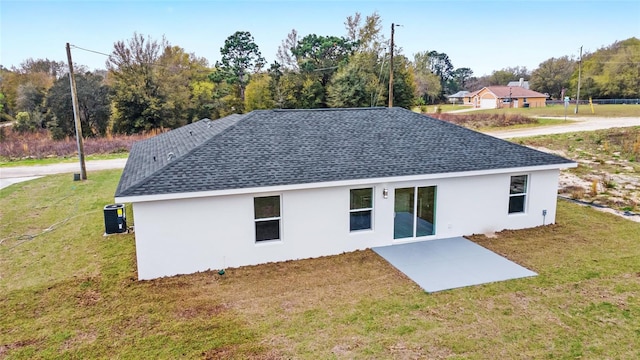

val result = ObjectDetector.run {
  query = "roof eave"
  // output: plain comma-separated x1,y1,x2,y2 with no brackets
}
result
115,162,577,203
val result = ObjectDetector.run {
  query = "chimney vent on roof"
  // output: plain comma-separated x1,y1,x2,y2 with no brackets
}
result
167,152,175,161
519,78,524,87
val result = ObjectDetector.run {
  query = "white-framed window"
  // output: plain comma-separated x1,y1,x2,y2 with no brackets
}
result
508,175,528,214
350,188,373,231
254,195,281,242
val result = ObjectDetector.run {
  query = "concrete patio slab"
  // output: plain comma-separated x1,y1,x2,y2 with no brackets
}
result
373,237,537,293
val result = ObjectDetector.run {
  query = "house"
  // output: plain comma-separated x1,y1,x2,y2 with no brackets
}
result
507,78,530,90
467,86,547,109
447,90,470,105
115,107,576,280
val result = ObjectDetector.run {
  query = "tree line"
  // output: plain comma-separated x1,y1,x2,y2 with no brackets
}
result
0,11,637,139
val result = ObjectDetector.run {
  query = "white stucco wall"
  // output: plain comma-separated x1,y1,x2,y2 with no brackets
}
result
131,169,561,279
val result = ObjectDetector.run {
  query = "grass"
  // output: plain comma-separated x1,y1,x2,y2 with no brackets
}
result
472,104,640,118
0,152,129,168
413,104,463,113
2,171,640,358
516,127,640,211
474,117,567,132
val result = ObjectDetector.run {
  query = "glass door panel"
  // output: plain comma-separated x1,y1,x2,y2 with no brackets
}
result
416,186,436,237
394,187,414,239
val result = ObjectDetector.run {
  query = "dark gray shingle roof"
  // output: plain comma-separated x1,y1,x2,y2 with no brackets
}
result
115,107,574,198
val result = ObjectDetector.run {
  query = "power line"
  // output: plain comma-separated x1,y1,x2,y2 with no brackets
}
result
70,44,111,57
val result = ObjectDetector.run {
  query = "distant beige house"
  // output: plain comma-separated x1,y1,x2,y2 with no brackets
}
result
466,86,547,109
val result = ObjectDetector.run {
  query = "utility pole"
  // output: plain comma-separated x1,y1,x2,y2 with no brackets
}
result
66,43,87,180
388,23,402,108
388,23,395,108
575,45,582,114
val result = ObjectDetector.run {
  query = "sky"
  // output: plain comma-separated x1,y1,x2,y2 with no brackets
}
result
1,0,639,77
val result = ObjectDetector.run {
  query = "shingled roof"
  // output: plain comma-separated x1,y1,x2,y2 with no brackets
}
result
115,107,574,198
467,86,547,99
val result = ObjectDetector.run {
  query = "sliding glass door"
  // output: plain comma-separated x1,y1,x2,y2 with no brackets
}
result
394,186,436,239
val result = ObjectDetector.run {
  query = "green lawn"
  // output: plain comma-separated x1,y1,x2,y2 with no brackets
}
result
0,152,129,168
472,104,640,118
1,171,640,358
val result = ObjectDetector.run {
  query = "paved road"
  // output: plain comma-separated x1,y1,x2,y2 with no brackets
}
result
0,158,127,189
485,116,640,139
1,116,638,189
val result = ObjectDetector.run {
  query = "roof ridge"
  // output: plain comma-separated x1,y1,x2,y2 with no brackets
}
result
271,107,388,113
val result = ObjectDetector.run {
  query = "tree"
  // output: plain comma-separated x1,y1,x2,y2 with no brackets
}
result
325,12,388,108
19,58,66,79
244,73,274,111
414,51,453,99
451,67,473,91
108,33,210,133
276,29,299,71
107,33,165,134
292,34,357,107
529,56,575,99
413,53,442,104
327,52,380,108
575,38,640,98
345,11,386,56
156,45,210,126
13,111,39,132
16,82,45,113
268,67,304,109
219,31,265,102
46,72,110,139
487,67,530,86
379,55,416,108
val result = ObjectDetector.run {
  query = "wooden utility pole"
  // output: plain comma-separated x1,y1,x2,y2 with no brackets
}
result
66,43,87,180
574,45,582,114
388,23,395,108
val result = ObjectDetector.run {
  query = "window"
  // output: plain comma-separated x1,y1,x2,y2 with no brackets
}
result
508,175,528,214
350,188,373,231
254,196,281,242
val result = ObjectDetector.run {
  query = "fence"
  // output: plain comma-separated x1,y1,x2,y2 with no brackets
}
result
546,99,640,105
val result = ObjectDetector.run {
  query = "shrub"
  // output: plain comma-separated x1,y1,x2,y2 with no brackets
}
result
0,126,150,160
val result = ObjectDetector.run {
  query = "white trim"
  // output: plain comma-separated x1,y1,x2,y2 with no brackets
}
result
115,163,576,203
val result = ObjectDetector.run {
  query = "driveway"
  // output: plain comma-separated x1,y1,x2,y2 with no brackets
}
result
373,237,537,292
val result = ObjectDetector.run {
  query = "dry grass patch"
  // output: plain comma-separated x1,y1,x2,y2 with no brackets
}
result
2,172,640,358
517,127,640,213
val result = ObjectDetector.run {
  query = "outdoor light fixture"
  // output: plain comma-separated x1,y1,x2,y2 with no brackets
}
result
383,188,389,199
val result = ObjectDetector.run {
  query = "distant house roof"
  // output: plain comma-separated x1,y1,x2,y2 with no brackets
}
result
115,107,574,198
507,79,530,89
447,91,470,98
467,86,547,99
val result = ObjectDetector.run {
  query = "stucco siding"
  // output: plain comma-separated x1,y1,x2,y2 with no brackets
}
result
132,169,561,279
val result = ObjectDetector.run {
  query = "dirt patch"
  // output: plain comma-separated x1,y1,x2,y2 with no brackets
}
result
0,338,42,357
202,345,283,360
76,289,101,306
174,303,228,320
521,127,640,217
